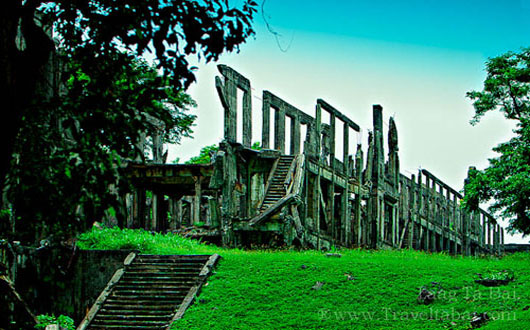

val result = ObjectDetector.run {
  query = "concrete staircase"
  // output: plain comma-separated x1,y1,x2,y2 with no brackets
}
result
260,155,295,213
78,253,219,330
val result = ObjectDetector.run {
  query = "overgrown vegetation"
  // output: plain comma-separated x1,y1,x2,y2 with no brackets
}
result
78,227,530,330
78,226,221,255
185,144,220,165
35,314,75,330
1,0,257,245
183,141,261,164
464,47,530,236
8,56,196,243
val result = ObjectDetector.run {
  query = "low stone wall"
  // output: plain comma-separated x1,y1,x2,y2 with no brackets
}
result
15,247,134,323
504,244,530,253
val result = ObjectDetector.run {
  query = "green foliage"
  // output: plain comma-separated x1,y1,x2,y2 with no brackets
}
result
174,251,530,330
184,142,261,165
77,226,221,255
464,48,530,236
76,229,530,329
185,144,220,164
45,0,258,90
35,314,75,330
466,48,530,125
8,55,196,242
3,0,257,244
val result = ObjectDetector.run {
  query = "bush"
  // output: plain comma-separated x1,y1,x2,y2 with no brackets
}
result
35,314,75,330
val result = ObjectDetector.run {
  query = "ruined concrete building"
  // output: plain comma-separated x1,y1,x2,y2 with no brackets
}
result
124,65,504,255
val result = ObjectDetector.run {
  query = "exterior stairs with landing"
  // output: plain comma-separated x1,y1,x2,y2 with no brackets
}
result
78,253,219,330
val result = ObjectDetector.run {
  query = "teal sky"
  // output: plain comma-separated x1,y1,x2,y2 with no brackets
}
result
257,0,530,54
169,1,530,242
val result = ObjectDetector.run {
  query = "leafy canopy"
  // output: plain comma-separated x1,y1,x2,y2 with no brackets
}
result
463,48,530,236
9,54,196,242
45,0,257,90
2,0,257,243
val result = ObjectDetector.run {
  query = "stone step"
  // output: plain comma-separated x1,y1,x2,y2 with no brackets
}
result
83,254,218,329
89,326,165,330
114,284,193,290
90,319,169,327
124,268,201,273
116,281,195,285
95,313,173,321
122,272,198,278
130,262,203,268
104,297,185,305
100,304,176,312
265,193,283,197
99,308,175,315
135,255,209,262
111,289,190,296
263,198,280,202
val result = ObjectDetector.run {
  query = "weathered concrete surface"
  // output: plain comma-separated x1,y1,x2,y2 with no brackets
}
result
14,248,133,323
121,65,504,256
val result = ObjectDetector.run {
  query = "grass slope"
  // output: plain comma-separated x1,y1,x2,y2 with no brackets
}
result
79,228,530,329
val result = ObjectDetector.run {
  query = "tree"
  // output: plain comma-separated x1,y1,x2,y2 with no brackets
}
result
185,144,220,164
1,0,257,243
183,141,261,164
463,47,530,236
8,55,196,242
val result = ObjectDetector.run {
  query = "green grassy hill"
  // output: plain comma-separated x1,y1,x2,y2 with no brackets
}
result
79,228,530,330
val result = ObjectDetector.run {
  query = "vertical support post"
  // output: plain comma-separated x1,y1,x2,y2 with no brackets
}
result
480,212,487,253
274,106,286,153
417,171,423,250
424,176,431,252
151,194,158,230
452,194,458,254
496,224,502,255
409,175,416,249
342,124,350,245
343,123,350,174
487,218,492,252
156,194,167,232
329,112,336,240
445,189,451,253
262,92,270,149
221,143,237,246
439,185,445,252
501,227,504,254
355,146,363,247
289,113,300,155
370,105,384,249
224,72,237,143
329,113,336,165
390,204,399,248
173,198,182,230
242,89,252,147
123,193,131,228
133,189,146,229
464,212,471,256
315,103,322,249
492,224,497,255
193,176,202,225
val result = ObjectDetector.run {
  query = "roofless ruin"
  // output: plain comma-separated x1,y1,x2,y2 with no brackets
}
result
124,65,504,255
